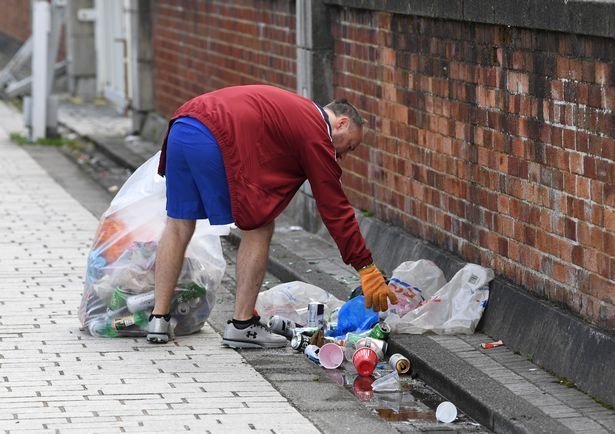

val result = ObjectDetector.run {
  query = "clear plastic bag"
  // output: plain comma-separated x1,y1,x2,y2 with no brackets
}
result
384,259,447,320
79,152,229,337
388,263,494,335
254,281,344,326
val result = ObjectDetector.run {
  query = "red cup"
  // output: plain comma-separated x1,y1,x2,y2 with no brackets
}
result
352,347,378,377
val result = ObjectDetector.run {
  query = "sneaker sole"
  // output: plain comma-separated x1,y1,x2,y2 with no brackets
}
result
222,338,286,349
146,333,169,344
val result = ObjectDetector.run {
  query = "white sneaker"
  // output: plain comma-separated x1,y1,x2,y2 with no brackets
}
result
222,317,288,349
146,314,171,344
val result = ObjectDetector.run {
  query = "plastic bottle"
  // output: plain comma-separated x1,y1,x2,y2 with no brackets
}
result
126,290,156,313
88,318,119,337
108,287,130,310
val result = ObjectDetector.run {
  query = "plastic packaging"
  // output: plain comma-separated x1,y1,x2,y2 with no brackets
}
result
386,260,447,315
255,281,344,327
388,264,494,335
304,344,321,365
79,152,228,338
326,295,379,338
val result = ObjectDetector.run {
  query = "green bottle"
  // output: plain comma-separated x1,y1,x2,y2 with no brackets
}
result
88,319,119,338
175,282,206,304
112,310,149,331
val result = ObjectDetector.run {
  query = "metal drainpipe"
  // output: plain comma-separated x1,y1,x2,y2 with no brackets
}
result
296,0,312,99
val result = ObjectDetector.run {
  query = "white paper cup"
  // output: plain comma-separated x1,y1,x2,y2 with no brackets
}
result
319,343,344,369
436,401,457,423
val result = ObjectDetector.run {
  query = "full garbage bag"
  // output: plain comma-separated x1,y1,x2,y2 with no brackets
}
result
255,281,344,326
79,152,229,337
386,263,493,334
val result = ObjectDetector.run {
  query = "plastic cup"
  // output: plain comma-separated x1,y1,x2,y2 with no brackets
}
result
352,347,378,377
319,343,344,369
436,401,457,423
371,370,401,392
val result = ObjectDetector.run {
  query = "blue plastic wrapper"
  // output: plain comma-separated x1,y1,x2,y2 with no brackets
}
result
326,295,378,338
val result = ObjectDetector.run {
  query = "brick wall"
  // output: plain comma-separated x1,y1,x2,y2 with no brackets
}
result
151,0,296,116
0,1,31,43
332,8,615,329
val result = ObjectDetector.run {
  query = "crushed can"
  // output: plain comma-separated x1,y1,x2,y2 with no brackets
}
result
290,332,310,352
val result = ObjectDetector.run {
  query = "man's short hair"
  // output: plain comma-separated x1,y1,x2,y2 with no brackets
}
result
324,99,365,127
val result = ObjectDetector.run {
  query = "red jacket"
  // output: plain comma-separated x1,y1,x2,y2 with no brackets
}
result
158,85,372,270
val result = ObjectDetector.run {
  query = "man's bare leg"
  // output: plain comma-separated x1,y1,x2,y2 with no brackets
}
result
222,221,286,348
233,221,275,321
152,218,196,315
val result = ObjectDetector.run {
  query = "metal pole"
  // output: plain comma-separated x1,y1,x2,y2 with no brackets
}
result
31,0,50,141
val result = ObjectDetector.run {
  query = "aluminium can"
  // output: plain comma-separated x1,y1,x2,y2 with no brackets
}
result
268,316,296,340
290,332,310,352
368,322,391,340
307,302,324,327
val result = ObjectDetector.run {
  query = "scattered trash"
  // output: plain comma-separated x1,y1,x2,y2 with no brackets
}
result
481,340,504,349
353,347,379,377
436,401,457,423
368,322,391,340
326,295,378,337
304,344,321,365
290,332,310,352
372,371,401,392
389,353,412,374
387,263,494,335
255,281,343,326
385,260,447,317
268,315,296,340
307,302,325,327
319,343,345,369
355,336,388,360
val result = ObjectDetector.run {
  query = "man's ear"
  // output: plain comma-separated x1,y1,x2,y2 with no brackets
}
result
336,115,350,130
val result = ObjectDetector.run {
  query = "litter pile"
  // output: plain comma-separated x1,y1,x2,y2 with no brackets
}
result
78,152,229,338
257,260,494,406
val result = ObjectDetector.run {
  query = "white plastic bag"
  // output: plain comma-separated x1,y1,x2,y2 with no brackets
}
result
255,281,344,326
79,152,229,337
388,263,493,335
386,260,447,317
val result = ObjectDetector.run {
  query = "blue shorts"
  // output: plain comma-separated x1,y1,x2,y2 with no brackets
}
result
165,116,233,224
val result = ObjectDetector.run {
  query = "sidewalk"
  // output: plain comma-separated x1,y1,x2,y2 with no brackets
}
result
47,97,615,433
0,103,322,433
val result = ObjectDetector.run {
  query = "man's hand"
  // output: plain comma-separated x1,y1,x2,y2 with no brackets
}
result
358,264,398,312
